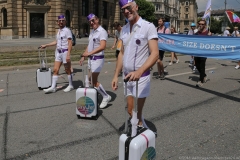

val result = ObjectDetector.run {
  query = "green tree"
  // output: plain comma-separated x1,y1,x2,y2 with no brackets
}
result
210,17,222,34
135,0,156,23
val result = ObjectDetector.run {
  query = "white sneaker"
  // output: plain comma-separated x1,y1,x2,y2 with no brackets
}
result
169,62,172,65
176,59,179,63
63,85,74,92
235,65,240,69
196,81,203,87
43,87,56,93
193,66,196,71
100,95,111,109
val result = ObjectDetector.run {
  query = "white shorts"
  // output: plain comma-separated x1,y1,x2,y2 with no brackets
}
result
88,58,104,73
123,75,150,98
55,49,68,64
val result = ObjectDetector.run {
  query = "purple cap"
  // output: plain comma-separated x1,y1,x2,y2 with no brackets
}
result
119,0,134,8
58,15,65,20
87,13,95,21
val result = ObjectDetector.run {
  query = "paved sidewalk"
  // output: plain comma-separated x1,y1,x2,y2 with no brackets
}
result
0,59,117,72
0,37,115,52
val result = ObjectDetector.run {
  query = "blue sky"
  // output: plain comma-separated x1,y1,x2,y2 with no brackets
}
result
197,0,240,12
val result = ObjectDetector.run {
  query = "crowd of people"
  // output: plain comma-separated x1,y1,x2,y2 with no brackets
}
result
39,0,239,128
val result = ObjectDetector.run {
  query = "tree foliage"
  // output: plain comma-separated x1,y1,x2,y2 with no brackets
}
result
210,17,222,34
135,0,156,23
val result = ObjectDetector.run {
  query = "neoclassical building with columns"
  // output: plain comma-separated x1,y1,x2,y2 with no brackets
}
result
0,0,124,39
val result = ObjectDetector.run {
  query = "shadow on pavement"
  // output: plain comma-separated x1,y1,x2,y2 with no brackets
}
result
166,77,240,103
188,76,199,82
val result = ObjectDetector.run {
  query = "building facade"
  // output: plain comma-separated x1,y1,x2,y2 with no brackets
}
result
0,0,124,39
178,0,198,33
147,0,179,29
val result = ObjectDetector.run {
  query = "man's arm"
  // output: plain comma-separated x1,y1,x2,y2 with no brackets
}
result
67,38,72,54
40,40,57,48
112,40,123,90
112,37,118,49
137,38,159,75
66,38,72,62
84,40,106,56
227,30,231,36
79,46,88,66
114,40,123,78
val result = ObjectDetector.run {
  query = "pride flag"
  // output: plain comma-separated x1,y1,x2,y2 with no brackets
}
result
225,10,240,23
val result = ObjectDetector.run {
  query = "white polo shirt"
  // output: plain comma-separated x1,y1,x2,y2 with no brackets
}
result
56,27,72,50
120,17,158,73
223,30,230,36
232,30,239,37
88,26,108,56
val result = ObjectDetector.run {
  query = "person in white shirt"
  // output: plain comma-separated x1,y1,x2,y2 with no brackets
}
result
40,15,73,93
187,22,198,35
112,0,159,127
223,27,231,36
188,22,198,70
111,22,123,76
232,26,239,37
169,26,179,65
79,13,111,109
156,17,171,80
231,27,240,69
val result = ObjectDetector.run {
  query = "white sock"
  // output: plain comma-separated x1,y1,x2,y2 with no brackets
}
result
68,75,73,87
96,84,108,99
51,75,58,88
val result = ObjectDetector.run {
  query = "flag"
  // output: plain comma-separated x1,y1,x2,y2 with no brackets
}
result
202,0,211,25
225,10,240,23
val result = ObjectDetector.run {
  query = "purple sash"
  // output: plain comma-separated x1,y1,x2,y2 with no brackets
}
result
124,70,150,78
89,55,104,60
57,49,68,53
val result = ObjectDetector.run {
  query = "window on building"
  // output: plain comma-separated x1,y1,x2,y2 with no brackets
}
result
185,1,189,6
82,0,89,16
185,8,188,12
2,8,7,27
184,21,189,25
185,14,188,18
102,1,108,19
93,0,99,16
156,4,161,11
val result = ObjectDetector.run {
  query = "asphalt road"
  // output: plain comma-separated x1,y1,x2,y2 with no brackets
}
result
0,56,239,160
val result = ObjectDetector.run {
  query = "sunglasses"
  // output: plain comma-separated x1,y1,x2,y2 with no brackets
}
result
58,20,65,22
89,19,95,24
198,23,205,25
121,5,132,13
